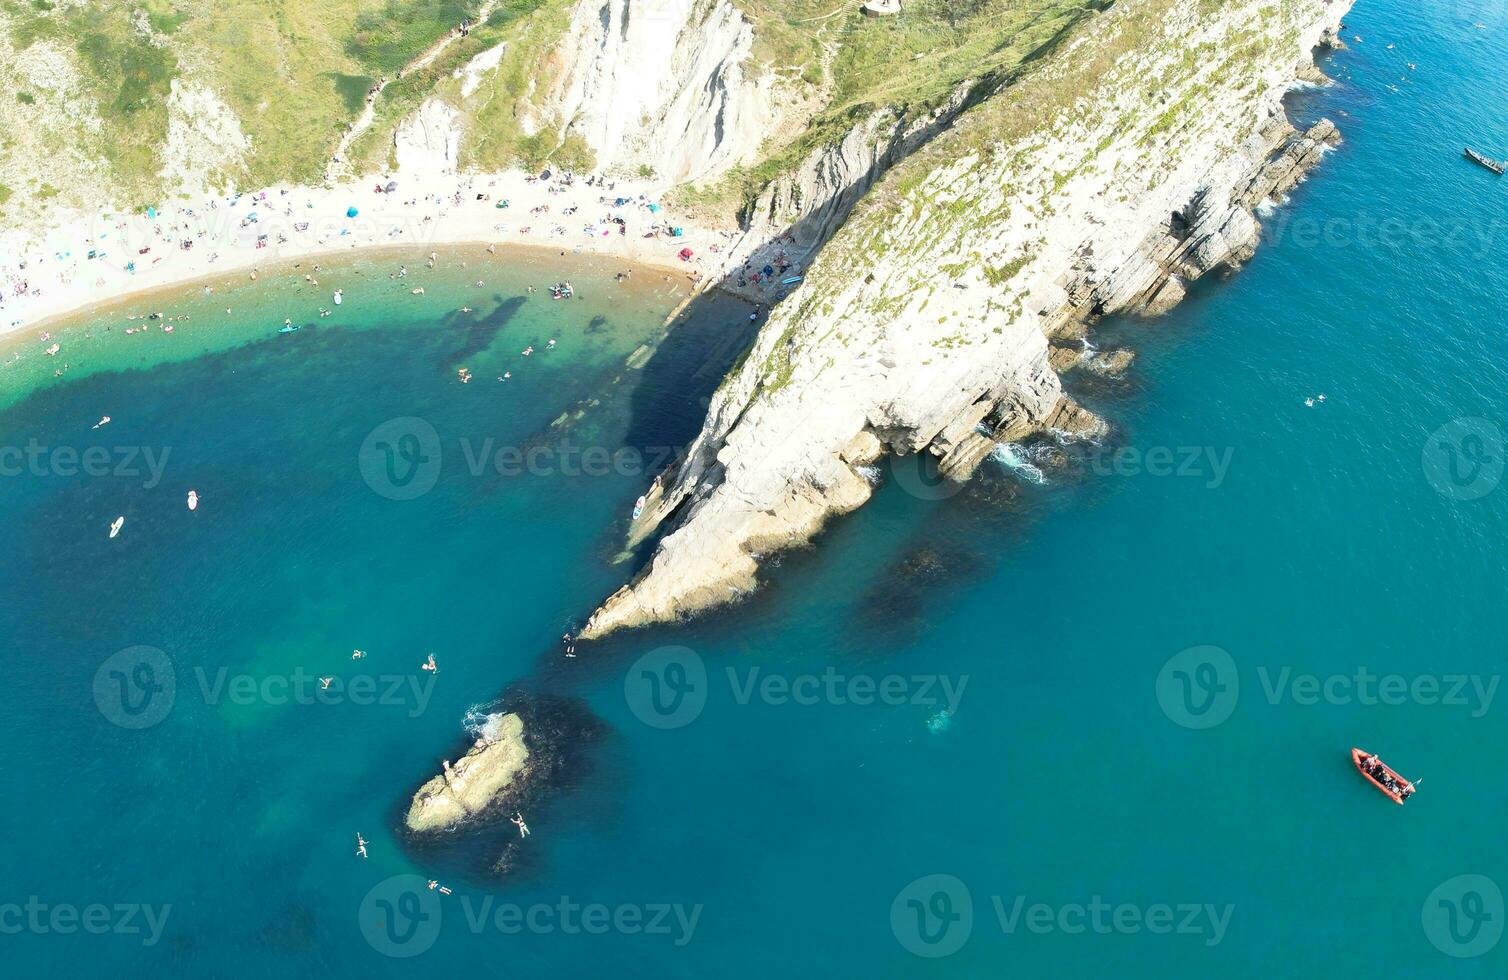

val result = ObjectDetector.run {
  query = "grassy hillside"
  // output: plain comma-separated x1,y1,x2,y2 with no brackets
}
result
678,0,1107,217
0,0,1107,224
0,0,487,216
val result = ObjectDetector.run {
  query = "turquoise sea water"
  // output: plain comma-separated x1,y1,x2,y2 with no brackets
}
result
4,1,1508,975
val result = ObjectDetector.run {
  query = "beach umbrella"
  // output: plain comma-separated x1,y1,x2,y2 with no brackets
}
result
146,206,157,219
346,206,359,218
384,180,398,193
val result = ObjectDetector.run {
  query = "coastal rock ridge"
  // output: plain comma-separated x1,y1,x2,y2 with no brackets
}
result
583,0,1351,638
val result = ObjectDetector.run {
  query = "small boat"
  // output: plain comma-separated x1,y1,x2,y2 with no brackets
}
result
333,289,343,306
1464,147,1506,174
108,516,124,539
632,495,646,520
1352,747,1416,805
187,490,199,511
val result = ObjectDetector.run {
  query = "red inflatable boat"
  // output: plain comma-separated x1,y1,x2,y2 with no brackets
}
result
1352,747,1415,805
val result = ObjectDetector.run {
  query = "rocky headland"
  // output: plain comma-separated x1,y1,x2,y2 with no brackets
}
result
583,0,1352,637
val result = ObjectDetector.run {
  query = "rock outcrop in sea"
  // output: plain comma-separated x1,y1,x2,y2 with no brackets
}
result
401,693,605,874
405,712,531,834
584,0,1351,637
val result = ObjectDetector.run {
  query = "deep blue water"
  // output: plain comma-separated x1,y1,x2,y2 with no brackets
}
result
3,1,1508,975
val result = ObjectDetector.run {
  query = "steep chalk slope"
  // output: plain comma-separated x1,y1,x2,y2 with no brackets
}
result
585,0,1349,636
536,0,773,183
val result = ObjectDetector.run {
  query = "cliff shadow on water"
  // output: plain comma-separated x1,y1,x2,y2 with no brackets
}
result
440,295,528,372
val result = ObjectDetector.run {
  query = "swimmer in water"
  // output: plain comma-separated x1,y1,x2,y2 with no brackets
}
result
511,813,530,838
352,649,366,660
421,653,438,673
356,833,368,859
320,676,333,689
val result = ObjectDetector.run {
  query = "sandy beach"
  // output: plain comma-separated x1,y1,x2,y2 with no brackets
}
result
0,167,774,340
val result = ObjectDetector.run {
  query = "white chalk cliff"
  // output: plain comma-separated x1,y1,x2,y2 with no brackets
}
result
585,0,1350,636
536,0,773,183
395,99,463,173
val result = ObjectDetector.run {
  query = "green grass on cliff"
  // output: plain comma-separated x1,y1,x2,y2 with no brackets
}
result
0,0,486,214
678,0,1107,220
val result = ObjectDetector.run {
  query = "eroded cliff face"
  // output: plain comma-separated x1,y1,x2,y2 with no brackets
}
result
726,82,983,273
536,0,774,183
584,0,1350,637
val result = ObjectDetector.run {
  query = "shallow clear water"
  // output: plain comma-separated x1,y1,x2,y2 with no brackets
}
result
3,1,1508,975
